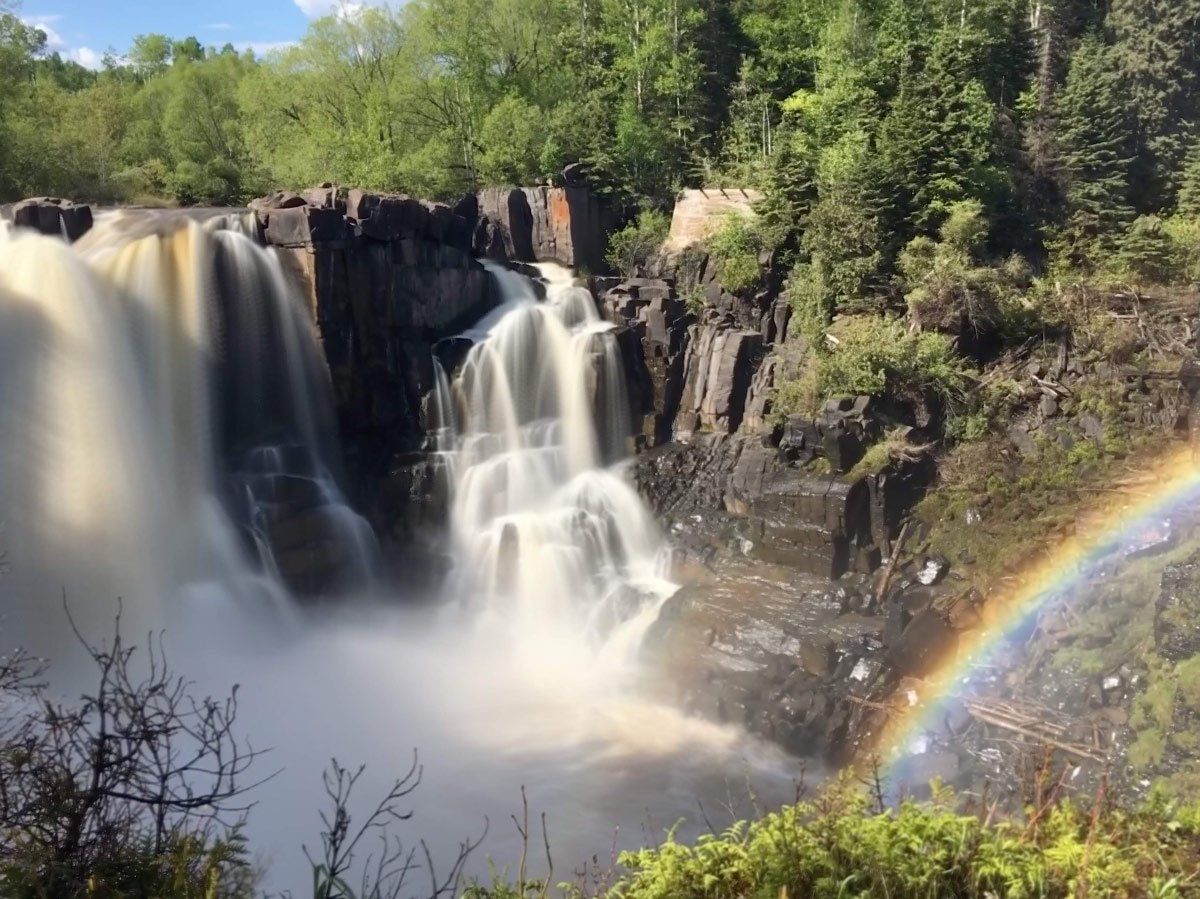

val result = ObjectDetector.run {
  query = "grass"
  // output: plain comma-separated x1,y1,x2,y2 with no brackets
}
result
846,428,933,480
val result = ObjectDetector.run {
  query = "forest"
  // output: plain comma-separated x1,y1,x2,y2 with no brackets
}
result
2,0,1200,342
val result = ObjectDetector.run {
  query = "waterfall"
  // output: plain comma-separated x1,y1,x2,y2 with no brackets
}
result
444,262,675,680
0,217,794,896
0,215,375,650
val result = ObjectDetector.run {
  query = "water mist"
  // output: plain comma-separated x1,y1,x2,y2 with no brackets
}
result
0,218,795,894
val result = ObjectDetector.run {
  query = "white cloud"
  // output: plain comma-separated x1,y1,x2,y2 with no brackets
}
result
22,15,103,69
293,0,338,15
294,0,377,18
207,22,235,30
23,15,66,51
67,46,103,70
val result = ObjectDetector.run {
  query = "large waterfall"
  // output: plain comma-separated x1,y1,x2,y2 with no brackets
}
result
0,215,373,649
443,263,676,679
0,216,789,893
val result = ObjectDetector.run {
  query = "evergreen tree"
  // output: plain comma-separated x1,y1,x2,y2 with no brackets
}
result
1054,36,1134,270
1118,215,1182,283
1178,143,1200,218
1108,0,1200,211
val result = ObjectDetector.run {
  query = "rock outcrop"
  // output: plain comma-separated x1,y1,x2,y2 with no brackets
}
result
475,186,611,272
595,277,690,447
599,256,926,582
8,197,93,241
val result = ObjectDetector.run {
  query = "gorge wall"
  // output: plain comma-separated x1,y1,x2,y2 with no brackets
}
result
0,188,975,769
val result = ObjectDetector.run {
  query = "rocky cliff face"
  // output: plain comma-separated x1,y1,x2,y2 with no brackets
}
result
474,186,612,273
254,187,496,574
593,254,919,583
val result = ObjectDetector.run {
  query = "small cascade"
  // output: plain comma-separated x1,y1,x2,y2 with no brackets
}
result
443,262,675,679
0,215,375,649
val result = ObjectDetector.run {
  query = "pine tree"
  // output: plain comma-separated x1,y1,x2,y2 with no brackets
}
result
1054,36,1134,270
1118,215,1182,283
1108,0,1200,211
1178,143,1200,218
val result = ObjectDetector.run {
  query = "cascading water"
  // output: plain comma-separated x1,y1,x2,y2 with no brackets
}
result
0,215,374,649
0,217,795,894
443,262,674,679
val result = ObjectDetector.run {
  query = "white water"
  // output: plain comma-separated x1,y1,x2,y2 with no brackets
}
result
445,262,672,683
0,219,798,894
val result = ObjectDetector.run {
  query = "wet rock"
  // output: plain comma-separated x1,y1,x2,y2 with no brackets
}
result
916,557,947,586
1156,550,1200,661
12,196,93,241
265,204,349,245
796,639,836,677
477,185,612,271
888,610,957,678
848,657,883,688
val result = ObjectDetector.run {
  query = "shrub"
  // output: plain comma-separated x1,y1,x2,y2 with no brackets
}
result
606,210,670,278
0,621,262,898
901,201,1038,342
821,316,970,406
706,211,765,294
1118,215,1188,284
488,776,1200,899
770,316,972,424
1161,215,1200,283
846,427,932,480
784,260,837,346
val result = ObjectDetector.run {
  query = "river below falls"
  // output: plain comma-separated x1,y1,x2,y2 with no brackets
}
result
153,596,808,895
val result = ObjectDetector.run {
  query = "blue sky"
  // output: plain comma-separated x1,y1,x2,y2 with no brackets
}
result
17,0,350,69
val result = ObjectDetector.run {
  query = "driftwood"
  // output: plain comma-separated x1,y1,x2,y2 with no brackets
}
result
874,521,911,606
964,698,1106,762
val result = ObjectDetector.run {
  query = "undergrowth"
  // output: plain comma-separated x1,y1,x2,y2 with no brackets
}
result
465,777,1200,899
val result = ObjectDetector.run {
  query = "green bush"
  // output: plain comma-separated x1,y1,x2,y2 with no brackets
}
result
464,776,1200,899
706,212,765,295
770,316,971,424
1118,215,1189,284
606,210,670,277
901,201,1039,341
821,316,970,405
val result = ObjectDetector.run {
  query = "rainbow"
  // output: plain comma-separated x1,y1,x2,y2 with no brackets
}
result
878,443,1200,777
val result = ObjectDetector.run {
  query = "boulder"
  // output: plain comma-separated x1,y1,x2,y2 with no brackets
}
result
12,197,93,242
888,610,958,678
